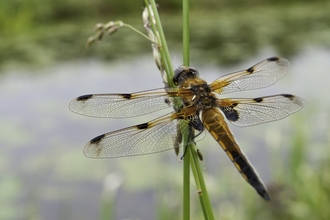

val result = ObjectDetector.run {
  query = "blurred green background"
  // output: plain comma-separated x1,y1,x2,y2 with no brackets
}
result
1,0,329,219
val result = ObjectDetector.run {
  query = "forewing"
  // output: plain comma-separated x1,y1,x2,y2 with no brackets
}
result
210,57,290,94
69,88,188,118
218,94,305,127
83,113,191,158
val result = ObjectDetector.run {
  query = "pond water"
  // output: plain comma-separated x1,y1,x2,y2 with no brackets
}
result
1,47,329,219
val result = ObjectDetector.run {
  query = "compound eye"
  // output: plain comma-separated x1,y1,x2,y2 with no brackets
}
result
172,66,199,86
173,66,186,86
189,67,198,74
172,71,181,86
187,67,199,78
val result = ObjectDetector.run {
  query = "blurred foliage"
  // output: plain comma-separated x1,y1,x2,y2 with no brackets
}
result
1,0,328,29
240,116,330,220
189,3,330,65
1,0,330,69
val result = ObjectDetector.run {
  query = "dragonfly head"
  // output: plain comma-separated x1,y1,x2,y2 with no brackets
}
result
173,66,199,86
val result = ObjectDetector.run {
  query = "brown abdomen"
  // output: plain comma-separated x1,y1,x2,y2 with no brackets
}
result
201,108,270,201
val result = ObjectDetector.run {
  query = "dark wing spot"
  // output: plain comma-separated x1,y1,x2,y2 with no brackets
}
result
247,67,254,73
220,106,239,122
282,94,294,99
77,94,93,101
136,122,149,129
253,97,263,103
121,94,131,99
90,134,105,144
267,57,279,61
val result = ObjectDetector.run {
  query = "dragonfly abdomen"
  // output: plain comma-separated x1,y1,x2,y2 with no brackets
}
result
201,108,271,201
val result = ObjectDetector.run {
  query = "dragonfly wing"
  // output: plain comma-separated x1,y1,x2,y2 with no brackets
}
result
83,113,191,158
69,88,188,118
210,57,290,94
218,94,305,127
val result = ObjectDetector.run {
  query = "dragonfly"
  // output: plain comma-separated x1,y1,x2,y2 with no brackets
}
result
69,57,305,201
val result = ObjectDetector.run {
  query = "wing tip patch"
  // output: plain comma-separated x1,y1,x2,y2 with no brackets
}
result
267,56,279,62
90,134,105,144
77,94,93,101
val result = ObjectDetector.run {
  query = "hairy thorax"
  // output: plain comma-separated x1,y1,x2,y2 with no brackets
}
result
180,78,218,112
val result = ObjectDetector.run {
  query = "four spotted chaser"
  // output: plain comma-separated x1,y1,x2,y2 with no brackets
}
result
69,57,305,200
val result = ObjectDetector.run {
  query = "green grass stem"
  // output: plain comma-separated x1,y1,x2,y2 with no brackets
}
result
145,0,215,218
182,1,191,219
182,0,215,219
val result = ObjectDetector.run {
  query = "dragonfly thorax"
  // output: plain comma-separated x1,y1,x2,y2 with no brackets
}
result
190,83,218,111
